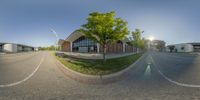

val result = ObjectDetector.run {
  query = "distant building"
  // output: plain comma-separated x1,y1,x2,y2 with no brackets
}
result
0,43,37,53
166,42,200,53
147,40,166,51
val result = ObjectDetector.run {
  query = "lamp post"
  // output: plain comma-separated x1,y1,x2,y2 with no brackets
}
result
50,28,59,51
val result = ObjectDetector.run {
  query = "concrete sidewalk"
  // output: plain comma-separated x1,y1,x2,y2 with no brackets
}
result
57,51,136,59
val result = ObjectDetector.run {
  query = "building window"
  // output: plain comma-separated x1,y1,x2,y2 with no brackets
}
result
72,36,97,52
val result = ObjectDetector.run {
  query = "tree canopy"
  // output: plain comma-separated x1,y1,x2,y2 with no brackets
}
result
131,29,146,51
78,11,129,63
79,11,129,45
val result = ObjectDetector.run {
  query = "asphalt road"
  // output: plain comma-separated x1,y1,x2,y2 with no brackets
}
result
0,51,200,100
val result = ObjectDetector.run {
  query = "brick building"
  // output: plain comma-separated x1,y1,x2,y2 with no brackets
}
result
58,31,136,53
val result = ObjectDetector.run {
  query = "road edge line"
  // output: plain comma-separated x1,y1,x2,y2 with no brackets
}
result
0,52,45,88
150,55,200,88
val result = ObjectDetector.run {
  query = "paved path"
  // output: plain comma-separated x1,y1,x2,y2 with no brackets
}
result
60,51,135,59
0,51,200,100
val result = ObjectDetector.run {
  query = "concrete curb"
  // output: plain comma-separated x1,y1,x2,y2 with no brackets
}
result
54,53,145,84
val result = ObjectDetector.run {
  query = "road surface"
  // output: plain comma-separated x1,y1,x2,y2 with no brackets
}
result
0,51,200,100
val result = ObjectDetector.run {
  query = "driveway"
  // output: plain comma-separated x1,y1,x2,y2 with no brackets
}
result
0,51,200,100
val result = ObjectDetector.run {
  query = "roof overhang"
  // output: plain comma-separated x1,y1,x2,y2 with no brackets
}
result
65,31,84,42
62,30,132,44
58,39,67,45
0,42,35,48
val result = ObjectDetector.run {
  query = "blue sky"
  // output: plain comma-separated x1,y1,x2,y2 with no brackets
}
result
0,0,199,47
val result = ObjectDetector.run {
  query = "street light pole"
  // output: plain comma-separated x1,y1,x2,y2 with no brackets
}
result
50,28,59,52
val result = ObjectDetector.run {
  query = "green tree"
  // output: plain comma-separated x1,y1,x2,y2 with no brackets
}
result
169,46,175,53
38,45,59,51
79,11,129,63
155,41,165,51
131,29,145,53
140,38,146,49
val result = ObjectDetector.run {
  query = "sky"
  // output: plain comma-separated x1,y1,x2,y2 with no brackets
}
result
0,0,200,47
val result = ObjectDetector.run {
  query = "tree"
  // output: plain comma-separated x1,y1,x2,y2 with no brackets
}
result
155,41,165,51
140,38,146,49
131,29,145,53
169,46,175,52
78,11,129,63
38,45,59,51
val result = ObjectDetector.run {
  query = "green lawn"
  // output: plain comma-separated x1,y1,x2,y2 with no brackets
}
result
54,53,142,75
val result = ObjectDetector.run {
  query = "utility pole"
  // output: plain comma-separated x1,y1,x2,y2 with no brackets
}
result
50,28,59,51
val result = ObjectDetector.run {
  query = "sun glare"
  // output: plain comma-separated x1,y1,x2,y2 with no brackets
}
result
148,36,154,41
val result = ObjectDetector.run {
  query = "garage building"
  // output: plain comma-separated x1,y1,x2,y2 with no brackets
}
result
166,42,200,53
0,43,38,53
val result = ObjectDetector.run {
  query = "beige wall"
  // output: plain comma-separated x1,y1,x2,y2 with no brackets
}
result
3,44,18,53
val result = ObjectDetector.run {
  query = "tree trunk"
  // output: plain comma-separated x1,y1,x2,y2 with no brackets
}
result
103,44,107,64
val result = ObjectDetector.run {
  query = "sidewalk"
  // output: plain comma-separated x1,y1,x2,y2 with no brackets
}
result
57,51,136,59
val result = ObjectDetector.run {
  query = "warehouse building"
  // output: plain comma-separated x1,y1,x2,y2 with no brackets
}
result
58,31,136,53
166,42,200,53
0,43,38,53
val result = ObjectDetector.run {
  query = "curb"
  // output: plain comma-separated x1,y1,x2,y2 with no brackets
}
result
54,53,146,84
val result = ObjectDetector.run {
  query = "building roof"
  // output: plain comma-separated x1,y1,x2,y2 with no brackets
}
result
0,42,36,48
167,42,200,47
188,42,200,45
58,39,67,45
60,30,132,45
65,30,84,42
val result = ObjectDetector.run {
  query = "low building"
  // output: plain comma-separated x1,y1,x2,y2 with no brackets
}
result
58,31,136,53
3,43,18,52
0,43,37,53
166,42,200,53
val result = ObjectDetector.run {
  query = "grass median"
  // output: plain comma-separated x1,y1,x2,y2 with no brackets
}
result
53,52,142,75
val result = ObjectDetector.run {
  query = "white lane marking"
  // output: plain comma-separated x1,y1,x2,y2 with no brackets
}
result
144,64,151,76
150,55,200,88
0,52,45,88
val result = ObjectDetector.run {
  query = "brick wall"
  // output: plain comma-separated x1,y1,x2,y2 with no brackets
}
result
125,45,133,53
100,43,136,53
61,41,70,52
100,43,123,53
